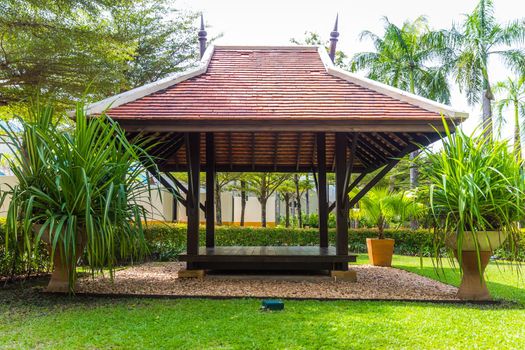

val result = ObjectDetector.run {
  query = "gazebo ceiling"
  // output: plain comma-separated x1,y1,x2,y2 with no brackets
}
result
87,45,468,173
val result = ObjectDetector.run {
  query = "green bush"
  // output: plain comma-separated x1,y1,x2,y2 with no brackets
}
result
143,223,433,258
3,222,525,277
0,219,50,278
142,223,525,261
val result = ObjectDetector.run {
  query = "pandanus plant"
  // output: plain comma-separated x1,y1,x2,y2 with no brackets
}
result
419,121,525,299
0,103,157,292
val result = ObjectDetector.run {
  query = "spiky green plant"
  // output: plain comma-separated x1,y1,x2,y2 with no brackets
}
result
352,187,424,239
0,103,158,291
493,76,525,159
419,120,525,271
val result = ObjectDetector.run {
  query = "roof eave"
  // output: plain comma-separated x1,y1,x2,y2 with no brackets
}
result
83,45,216,116
317,46,469,122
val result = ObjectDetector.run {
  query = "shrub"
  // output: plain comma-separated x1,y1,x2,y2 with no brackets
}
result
3,222,525,277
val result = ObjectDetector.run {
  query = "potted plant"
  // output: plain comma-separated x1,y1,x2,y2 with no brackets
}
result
420,122,524,300
354,187,423,267
0,104,157,292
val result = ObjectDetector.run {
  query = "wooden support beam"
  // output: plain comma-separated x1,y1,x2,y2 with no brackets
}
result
145,165,187,207
186,132,201,256
343,133,358,197
205,132,215,248
328,172,366,213
347,143,419,208
335,133,349,261
164,172,206,212
316,132,329,248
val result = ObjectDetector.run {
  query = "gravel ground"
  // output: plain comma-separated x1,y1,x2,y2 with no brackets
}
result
77,262,459,300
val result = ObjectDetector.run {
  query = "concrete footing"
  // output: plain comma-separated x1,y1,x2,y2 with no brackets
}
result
331,270,357,282
178,269,206,278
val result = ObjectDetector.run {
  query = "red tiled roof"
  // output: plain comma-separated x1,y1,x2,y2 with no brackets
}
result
105,47,444,121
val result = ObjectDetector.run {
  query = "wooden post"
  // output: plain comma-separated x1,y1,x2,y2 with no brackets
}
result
186,132,200,256
205,132,215,248
317,133,328,248
335,133,349,262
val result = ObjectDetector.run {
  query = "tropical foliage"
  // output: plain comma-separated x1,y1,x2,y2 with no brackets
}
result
419,121,525,261
0,103,157,289
352,16,451,103
438,0,525,134
352,187,424,239
493,76,525,158
0,0,201,114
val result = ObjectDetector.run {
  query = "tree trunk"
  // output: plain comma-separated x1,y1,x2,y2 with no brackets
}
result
284,194,290,227
294,174,303,228
305,188,310,216
408,72,419,230
514,101,522,161
260,197,267,228
409,151,419,230
215,177,222,225
240,180,247,226
482,81,494,138
388,174,396,192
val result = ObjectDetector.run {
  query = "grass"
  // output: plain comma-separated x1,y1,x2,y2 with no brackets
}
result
1,255,525,349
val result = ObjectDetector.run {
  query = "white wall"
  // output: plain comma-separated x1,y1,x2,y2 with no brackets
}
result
0,176,17,217
0,176,276,226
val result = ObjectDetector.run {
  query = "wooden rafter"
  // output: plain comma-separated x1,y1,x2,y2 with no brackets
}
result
347,142,420,208
251,132,256,171
273,132,279,171
296,132,302,171
228,132,233,170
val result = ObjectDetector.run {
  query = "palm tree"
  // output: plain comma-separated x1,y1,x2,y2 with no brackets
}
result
352,16,451,103
352,187,423,239
493,76,525,160
352,16,450,227
440,0,525,136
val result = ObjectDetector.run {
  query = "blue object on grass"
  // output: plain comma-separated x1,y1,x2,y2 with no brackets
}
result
261,299,284,311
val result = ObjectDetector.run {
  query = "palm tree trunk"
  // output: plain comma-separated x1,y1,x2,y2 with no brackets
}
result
482,90,493,137
240,180,247,226
514,101,522,161
408,72,419,230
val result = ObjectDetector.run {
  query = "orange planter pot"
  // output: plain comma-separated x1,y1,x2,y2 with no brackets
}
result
366,238,395,267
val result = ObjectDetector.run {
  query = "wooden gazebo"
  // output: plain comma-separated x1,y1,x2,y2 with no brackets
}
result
87,19,467,275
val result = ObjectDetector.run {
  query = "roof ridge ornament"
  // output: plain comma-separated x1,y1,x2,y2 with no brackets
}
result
329,14,339,63
198,13,207,59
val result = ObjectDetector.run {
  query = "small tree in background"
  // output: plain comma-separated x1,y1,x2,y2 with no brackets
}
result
243,173,289,227
276,179,296,227
493,76,525,161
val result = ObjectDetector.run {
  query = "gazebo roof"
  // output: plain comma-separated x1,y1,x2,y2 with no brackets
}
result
88,45,466,127
87,45,468,173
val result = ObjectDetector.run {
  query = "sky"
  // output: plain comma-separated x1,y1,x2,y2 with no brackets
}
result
179,0,525,138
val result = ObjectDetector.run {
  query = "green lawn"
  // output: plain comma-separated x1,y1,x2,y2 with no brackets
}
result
1,255,524,350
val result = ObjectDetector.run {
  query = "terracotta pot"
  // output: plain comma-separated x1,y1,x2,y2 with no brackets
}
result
446,231,508,301
34,224,86,293
366,238,395,267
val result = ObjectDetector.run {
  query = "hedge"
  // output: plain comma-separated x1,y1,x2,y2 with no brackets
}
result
143,223,525,262
144,223,435,260
2,222,525,278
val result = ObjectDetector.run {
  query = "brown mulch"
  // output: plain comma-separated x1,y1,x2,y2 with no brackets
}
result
76,262,459,301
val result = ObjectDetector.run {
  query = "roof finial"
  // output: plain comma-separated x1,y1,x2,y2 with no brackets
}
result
329,14,339,63
198,13,207,59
